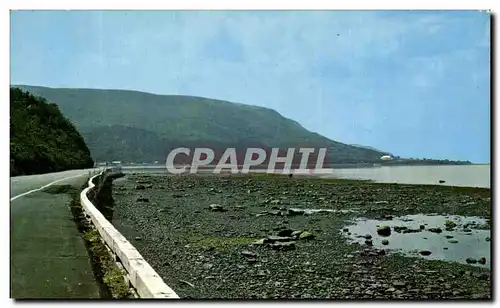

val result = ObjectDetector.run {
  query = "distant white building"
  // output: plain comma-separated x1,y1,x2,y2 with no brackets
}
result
380,155,393,161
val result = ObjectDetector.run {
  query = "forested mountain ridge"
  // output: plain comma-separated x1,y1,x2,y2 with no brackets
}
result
12,85,392,164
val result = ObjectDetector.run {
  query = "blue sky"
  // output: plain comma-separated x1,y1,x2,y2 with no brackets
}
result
10,10,490,163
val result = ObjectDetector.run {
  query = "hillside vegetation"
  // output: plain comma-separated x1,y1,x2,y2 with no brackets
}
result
13,85,390,164
10,87,94,176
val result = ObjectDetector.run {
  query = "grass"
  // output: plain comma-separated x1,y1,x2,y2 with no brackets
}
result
83,230,130,299
72,174,131,299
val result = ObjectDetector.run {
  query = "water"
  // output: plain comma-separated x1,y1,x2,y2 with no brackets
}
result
342,214,491,268
121,164,491,188
321,165,490,188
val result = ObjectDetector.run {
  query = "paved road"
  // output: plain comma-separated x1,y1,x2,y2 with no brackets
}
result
10,168,102,299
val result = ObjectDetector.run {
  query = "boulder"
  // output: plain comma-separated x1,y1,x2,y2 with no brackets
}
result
419,250,432,256
376,226,391,237
278,229,294,237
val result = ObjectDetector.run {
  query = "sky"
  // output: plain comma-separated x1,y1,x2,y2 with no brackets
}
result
10,10,490,163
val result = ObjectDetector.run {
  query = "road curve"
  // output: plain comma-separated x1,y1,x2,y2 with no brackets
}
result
10,168,102,201
10,168,102,299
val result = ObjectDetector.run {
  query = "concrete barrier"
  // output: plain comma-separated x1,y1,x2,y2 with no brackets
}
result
80,171,179,299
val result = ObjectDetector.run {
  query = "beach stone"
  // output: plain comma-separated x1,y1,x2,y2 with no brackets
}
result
241,250,258,258
475,273,489,280
466,258,477,264
365,239,373,246
287,208,305,216
376,226,391,236
419,250,432,256
203,263,214,270
278,229,294,237
485,237,491,242
444,235,454,239
364,234,372,240
270,241,296,251
291,230,303,237
428,227,443,233
478,257,487,264
135,184,146,190
444,220,457,229
394,226,408,233
448,240,459,244
420,225,425,230
392,281,406,288
208,204,226,212
381,239,389,245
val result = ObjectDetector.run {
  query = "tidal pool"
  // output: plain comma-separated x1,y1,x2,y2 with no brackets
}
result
341,214,491,268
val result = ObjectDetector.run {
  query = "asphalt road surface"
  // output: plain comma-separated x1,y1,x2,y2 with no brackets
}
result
10,168,102,299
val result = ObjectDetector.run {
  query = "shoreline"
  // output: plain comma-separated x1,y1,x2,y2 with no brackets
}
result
110,173,491,299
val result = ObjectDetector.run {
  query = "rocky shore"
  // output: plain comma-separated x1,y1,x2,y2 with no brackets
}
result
111,173,491,299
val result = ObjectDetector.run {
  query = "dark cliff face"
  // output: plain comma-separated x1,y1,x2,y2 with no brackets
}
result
10,87,94,176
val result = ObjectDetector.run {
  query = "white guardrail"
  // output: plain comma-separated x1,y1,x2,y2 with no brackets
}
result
80,169,179,299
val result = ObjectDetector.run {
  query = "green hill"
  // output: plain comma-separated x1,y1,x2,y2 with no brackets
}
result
10,87,94,176
12,85,390,165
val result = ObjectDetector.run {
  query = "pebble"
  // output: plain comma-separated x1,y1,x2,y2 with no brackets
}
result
241,250,258,258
